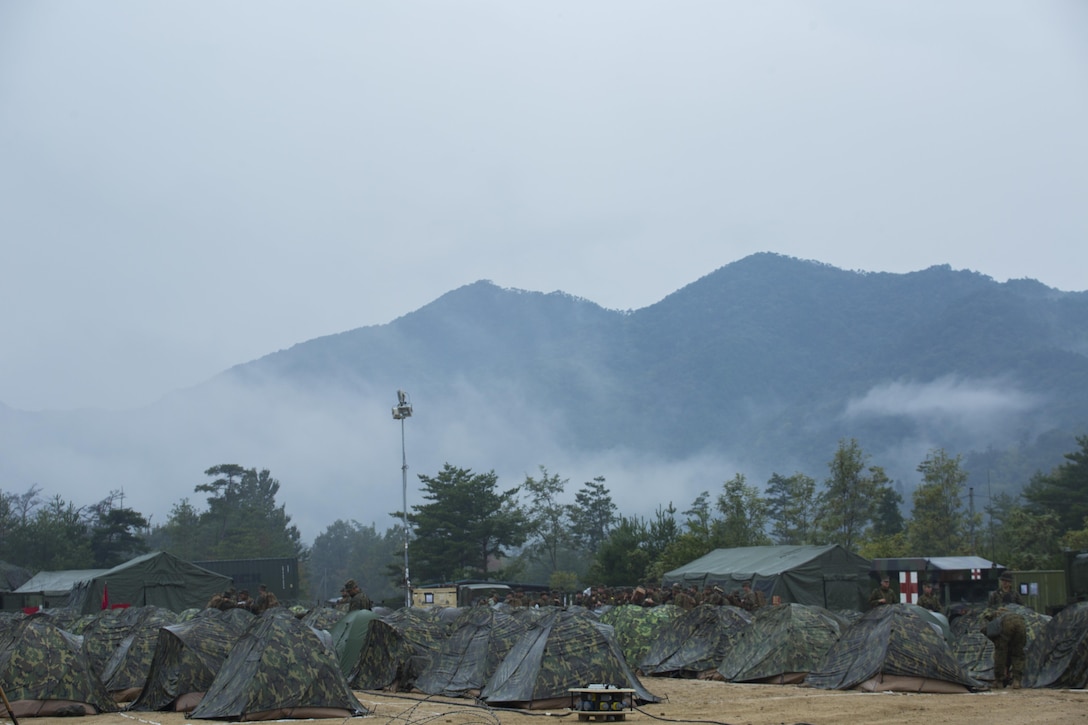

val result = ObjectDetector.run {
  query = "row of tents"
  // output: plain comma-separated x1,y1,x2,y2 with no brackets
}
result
2,594,1087,720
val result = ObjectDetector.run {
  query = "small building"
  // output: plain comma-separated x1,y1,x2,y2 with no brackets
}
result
869,556,1001,608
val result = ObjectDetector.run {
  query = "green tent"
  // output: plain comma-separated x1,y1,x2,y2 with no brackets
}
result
481,609,659,710
191,610,366,720
717,603,847,684
662,545,872,611
66,551,233,614
0,615,119,717
637,604,751,677
1024,602,1088,689
129,610,251,712
805,604,984,693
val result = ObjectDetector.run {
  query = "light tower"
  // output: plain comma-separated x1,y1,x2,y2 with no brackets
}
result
392,390,413,608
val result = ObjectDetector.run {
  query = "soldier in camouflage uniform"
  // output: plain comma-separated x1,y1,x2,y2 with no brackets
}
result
671,583,696,610
739,581,765,611
869,576,895,608
917,582,941,612
701,585,725,606
983,572,1026,689
343,579,372,611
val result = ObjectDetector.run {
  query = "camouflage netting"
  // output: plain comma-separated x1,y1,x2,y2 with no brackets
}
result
638,604,752,678
598,604,682,669
1024,602,1088,689
0,614,119,716
129,609,251,712
81,606,176,680
806,604,984,693
100,606,179,699
717,604,845,684
414,606,533,697
481,608,659,710
950,604,1049,684
300,606,344,632
190,609,366,720
348,616,416,691
345,607,450,692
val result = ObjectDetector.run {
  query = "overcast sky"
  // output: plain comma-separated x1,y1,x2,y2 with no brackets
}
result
2,1,1087,413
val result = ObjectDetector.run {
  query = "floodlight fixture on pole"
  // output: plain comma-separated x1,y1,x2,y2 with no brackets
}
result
392,390,413,608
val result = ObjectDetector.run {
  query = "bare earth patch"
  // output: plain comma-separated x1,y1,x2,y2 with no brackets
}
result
14,679,1088,725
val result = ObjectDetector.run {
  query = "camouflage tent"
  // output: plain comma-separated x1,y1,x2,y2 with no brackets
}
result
414,606,533,697
129,609,250,712
598,604,682,669
662,545,872,610
716,604,846,684
190,610,367,721
0,614,119,717
1024,601,1088,689
806,604,984,693
343,607,449,691
481,609,659,710
347,614,415,691
100,606,179,701
950,603,1049,684
327,609,379,677
638,604,751,678
300,606,344,632
81,606,173,680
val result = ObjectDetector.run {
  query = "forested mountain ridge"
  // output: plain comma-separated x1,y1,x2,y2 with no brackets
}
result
3,252,1087,548
226,252,1088,489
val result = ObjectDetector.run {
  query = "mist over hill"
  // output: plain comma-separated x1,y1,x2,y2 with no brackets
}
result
4,253,1087,544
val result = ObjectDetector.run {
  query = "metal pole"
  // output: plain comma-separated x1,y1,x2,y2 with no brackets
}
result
401,416,410,608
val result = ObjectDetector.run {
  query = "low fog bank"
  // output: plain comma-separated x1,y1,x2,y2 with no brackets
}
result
0,373,1060,547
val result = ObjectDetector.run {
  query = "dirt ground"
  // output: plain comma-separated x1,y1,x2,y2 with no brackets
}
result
11,679,1088,725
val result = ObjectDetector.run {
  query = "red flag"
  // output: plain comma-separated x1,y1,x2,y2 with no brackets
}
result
101,584,109,610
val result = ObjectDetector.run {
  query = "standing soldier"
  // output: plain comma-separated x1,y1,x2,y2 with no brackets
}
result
739,581,765,611
671,583,696,610
918,581,941,612
343,579,372,611
869,575,895,608
254,583,281,614
983,571,1026,689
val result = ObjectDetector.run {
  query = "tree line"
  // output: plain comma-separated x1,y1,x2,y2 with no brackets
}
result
3,436,1087,604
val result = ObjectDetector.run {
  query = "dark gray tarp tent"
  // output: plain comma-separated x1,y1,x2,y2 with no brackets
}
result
1024,601,1088,689
662,545,872,611
66,551,233,614
805,604,984,693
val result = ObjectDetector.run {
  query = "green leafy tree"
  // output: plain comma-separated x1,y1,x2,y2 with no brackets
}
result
25,495,93,570
1023,433,1088,534
872,485,905,538
714,473,771,547
907,449,977,555
816,439,888,551
568,476,616,555
309,519,400,604
589,516,653,586
765,472,818,545
1059,517,1088,551
87,491,149,567
150,498,202,560
649,501,705,581
985,492,1061,569
0,485,42,565
406,463,527,583
151,465,304,561
520,466,572,573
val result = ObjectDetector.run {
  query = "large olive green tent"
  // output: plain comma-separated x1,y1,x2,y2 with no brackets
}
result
661,545,872,611
66,551,233,614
